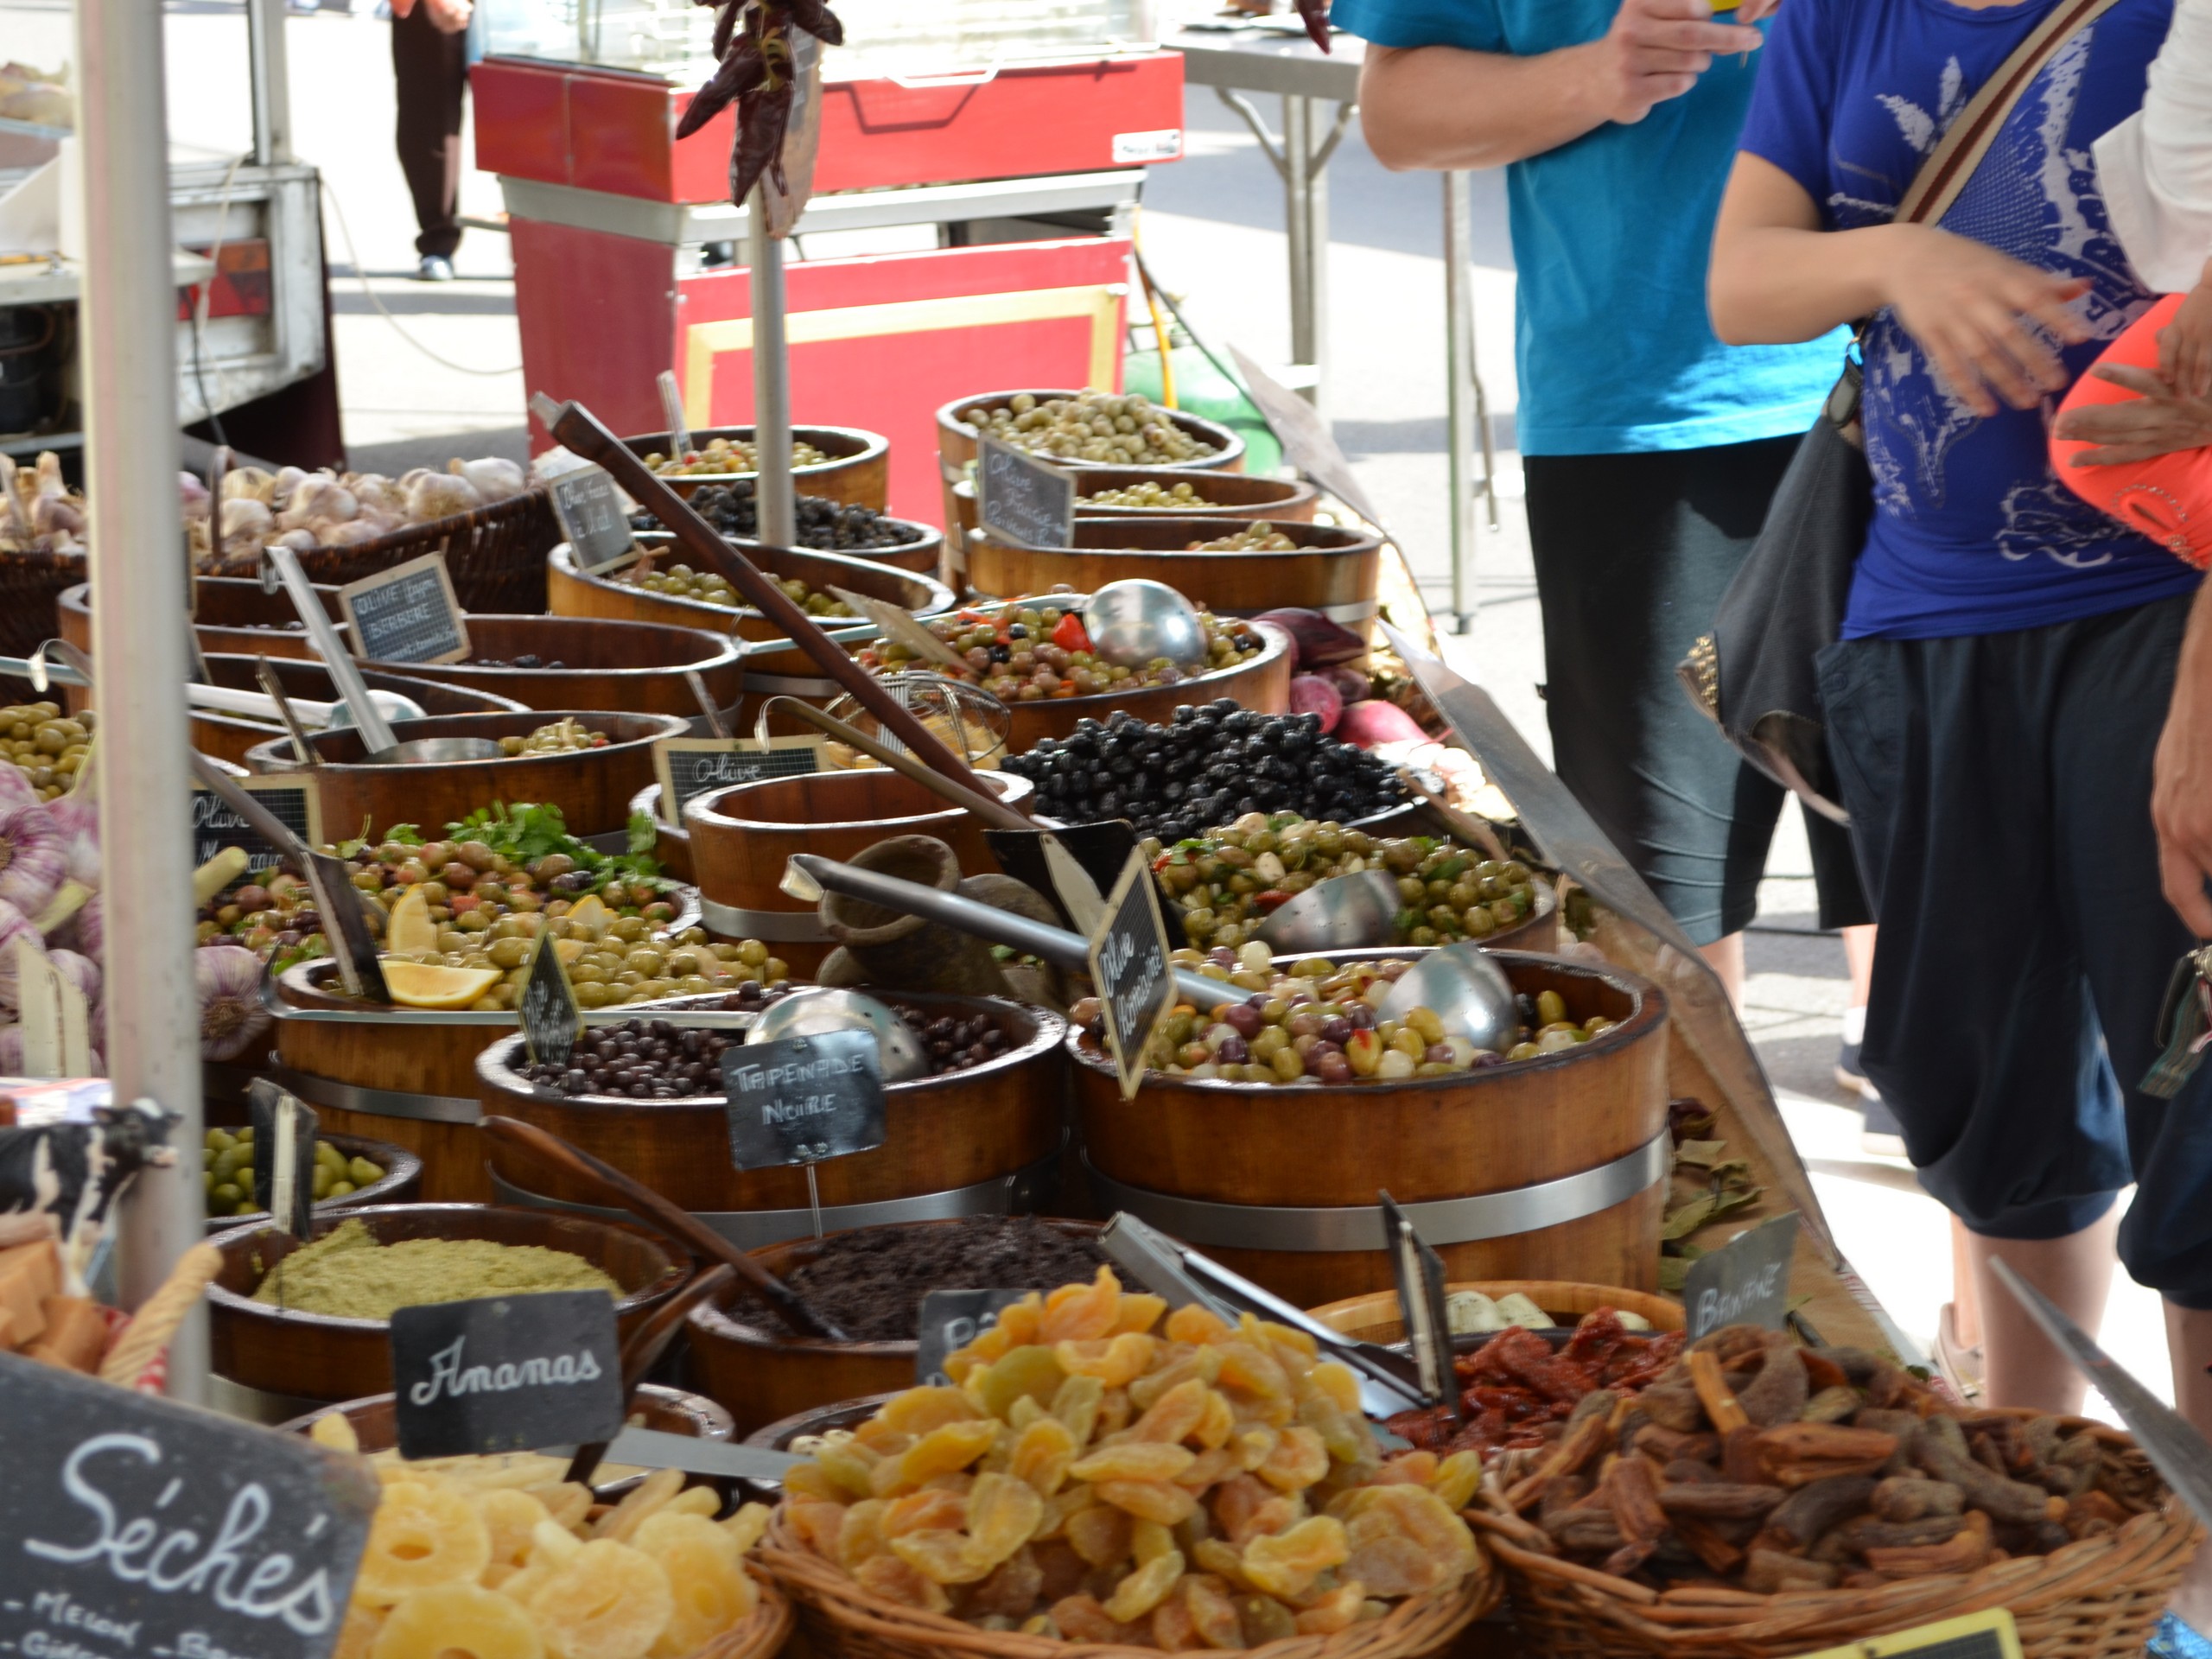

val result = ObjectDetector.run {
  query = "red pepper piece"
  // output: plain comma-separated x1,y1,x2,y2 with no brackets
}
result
1252,889,1294,912
1052,612,1092,654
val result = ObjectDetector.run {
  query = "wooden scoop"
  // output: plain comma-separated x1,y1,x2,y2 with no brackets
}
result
478,1115,848,1341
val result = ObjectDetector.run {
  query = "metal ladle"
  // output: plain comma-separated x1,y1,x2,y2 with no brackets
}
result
1085,578,1207,670
1377,942,1522,1056
1254,869,1408,956
746,986,931,1083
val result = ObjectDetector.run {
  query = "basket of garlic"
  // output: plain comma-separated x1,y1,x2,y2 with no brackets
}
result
0,453,90,697
191,457,557,613
304,1410,795,1659
760,1267,1498,1659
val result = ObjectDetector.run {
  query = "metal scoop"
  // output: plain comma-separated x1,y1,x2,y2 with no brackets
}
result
746,986,930,1083
1085,578,1207,670
1377,942,1521,1056
1254,868,1406,955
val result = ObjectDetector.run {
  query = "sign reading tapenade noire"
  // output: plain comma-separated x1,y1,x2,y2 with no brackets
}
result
914,1289,1033,1387
0,1349,379,1659
337,552,470,667
1382,1191,1459,1419
520,924,583,1071
248,1078,320,1236
550,464,642,575
1088,849,1177,1102
390,1290,624,1459
720,1031,886,1172
976,435,1074,550
652,736,823,825
1681,1211,1800,1341
190,772,321,870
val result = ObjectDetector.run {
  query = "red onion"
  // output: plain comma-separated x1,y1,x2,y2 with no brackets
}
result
1252,608,1368,670
1288,674,1345,734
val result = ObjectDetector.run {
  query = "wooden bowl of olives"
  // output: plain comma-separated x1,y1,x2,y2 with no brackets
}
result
200,1126,422,1230
620,423,889,508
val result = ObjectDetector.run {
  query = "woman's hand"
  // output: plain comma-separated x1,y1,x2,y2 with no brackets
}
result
2158,264,2212,400
1881,225,2091,416
2054,362,2212,463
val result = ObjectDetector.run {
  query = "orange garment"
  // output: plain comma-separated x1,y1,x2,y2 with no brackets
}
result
2051,293,2212,569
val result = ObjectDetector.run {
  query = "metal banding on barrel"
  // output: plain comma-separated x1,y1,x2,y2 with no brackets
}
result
490,1146,1064,1251
266,1062,484,1126
1080,1131,1670,1253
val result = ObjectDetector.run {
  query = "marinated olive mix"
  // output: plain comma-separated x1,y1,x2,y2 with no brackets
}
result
1076,479,1205,509
1154,811,1540,951
618,562,853,617
1187,523,1296,551
856,604,1262,703
0,702,92,798
642,435,829,475
1001,705,1407,844
630,481,924,553
202,1125,385,1217
959,391,1219,465
499,718,609,755
1071,946,1613,1086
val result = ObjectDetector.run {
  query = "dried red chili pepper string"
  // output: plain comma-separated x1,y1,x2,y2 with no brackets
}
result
681,0,846,206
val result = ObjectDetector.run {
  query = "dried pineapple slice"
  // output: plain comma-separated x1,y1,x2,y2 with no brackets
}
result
355,1481,493,1607
524,1540,674,1659
636,1515,756,1655
372,1585,543,1659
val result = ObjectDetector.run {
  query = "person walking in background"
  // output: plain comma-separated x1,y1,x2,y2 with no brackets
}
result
1336,0,1885,1131
391,0,472,283
1707,0,2212,1432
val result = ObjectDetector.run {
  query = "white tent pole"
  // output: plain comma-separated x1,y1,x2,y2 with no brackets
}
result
76,0,207,1401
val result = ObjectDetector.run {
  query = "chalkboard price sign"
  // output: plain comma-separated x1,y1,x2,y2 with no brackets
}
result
976,436,1075,550
1794,1608,2019,1659
0,1350,379,1659
338,553,470,666
550,466,641,574
190,772,321,871
1087,849,1177,1101
520,925,583,1070
652,738,823,825
248,1078,321,1236
1681,1211,1800,1340
914,1289,1032,1386
721,1031,887,1172
391,1290,625,1459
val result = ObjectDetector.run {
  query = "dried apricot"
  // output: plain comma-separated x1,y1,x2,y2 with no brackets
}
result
1344,1486,1476,1592
1374,1451,1438,1487
836,1501,892,1570
1096,1388,1135,1440
780,1462,847,1504
1051,1375,1105,1444
1307,1363,1360,1414
1210,1476,1271,1542
1104,1548,1185,1622
1071,1442,1195,1483
1008,1416,1078,1497
1056,1332,1160,1388
891,1529,991,1586
966,1548,1044,1620
1241,1517,1349,1599
1214,1343,1289,1400
786,1500,849,1559
357,1481,493,1606
1049,1594,1125,1643
1153,1592,1204,1651
1192,1539,1251,1590
1039,1482,1097,1541
1133,1519,1179,1565
1166,1305,1233,1346
372,1585,542,1659
1298,1397,1367,1464
524,1541,674,1659
1431,1452,1481,1511
1192,1390,1236,1450
1116,1294,1169,1334
1294,1582,1366,1636
814,1438,881,1500
883,1490,969,1538
967,1473,1046,1569
1232,1429,1279,1473
1236,1593,1299,1646
854,1554,951,1615
1184,1573,1245,1649
973,1345,1067,1419
1040,1268,1126,1343
1177,1450,1240,1491
1034,1539,1090,1604
879,1420,1000,1493
1130,1377,1211,1445
1340,1535,1434,1599
880,1387,987,1436
1095,1480,1200,1526
1258,1427,1330,1493
1065,1503,1134,1567
1133,1348,1225,1411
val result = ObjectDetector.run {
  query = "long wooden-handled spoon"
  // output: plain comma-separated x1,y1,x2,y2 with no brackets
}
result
565,1262,735,1485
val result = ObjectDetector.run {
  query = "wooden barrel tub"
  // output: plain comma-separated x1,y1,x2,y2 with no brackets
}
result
950,466,1319,548
632,783,693,883
476,992,1068,1260
621,424,891,510
240,709,689,838
1073,950,1671,1308
934,391,1245,576
202,1129,423,1233
966,517,1384,635
361,613,745,722
206,1203,689,1402
188,653,528,769
61,578,350,716
682,768,1034,974
685,1217,1102,1434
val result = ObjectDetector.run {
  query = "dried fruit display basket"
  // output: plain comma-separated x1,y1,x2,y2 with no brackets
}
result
1469,1417,2197,1659
760,1503,1497,1659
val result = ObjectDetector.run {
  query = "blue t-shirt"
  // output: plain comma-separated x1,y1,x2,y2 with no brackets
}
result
1741,0,2202,639
1330,0,1844,455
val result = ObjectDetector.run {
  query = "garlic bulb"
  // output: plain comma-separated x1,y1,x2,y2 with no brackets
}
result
219,497,274,540
196,944,270,1062
67,890,100,963
223,467,276,504
0,798,67,919
453,456,526,500
42,786,96,890
0,900,42,1010
50,947,99,1010
280,476,358,532
405,470,481,522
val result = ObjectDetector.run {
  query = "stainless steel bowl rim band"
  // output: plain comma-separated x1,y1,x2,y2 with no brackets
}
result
488,1148,1063,1251
265,1061,484,1125
699,895,829,943
1078,1130,1669,1252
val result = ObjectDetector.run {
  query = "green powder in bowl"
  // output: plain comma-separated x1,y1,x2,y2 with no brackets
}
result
253,1217,622,1320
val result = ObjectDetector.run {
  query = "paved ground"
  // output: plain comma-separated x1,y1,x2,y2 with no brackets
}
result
10,0,2178,1404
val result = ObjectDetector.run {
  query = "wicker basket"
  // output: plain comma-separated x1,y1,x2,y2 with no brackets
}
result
0,546,86,699
206,486,559,613
699,1568,796,1659
1467,1413,2201,1659
763,1506,1498,1659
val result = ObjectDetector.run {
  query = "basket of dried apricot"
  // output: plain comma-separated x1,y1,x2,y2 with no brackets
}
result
757,1266,1498,1659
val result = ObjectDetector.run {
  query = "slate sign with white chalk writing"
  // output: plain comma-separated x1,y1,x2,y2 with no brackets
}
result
390,1291,624,1459
720,1031,886,1172
338,554,469,666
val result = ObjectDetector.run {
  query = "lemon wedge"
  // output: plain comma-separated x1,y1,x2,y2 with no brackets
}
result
387,887,438,956
565,893,610,933
381,962,501,1010
554,938,589,966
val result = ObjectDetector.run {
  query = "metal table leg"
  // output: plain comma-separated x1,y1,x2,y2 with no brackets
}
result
1216,86,1355,414
1443,170,1497,634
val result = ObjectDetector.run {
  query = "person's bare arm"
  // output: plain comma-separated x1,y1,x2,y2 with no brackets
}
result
2156,578,2212,937
1357,0,1764,172
1709,151,2092,416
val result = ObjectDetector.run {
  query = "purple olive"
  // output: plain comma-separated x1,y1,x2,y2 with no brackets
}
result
1216,1035,1249,1065
1207,945,1238,969
1320,1016,1352,1046
1224,1003,1264,1039
1346,1002,1376,1031
1424,1043,1455,1065
1313,1052,1353,1084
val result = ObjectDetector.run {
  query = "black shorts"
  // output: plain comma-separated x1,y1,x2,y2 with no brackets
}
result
1526,439,1871,945
1818,592,2212,1306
